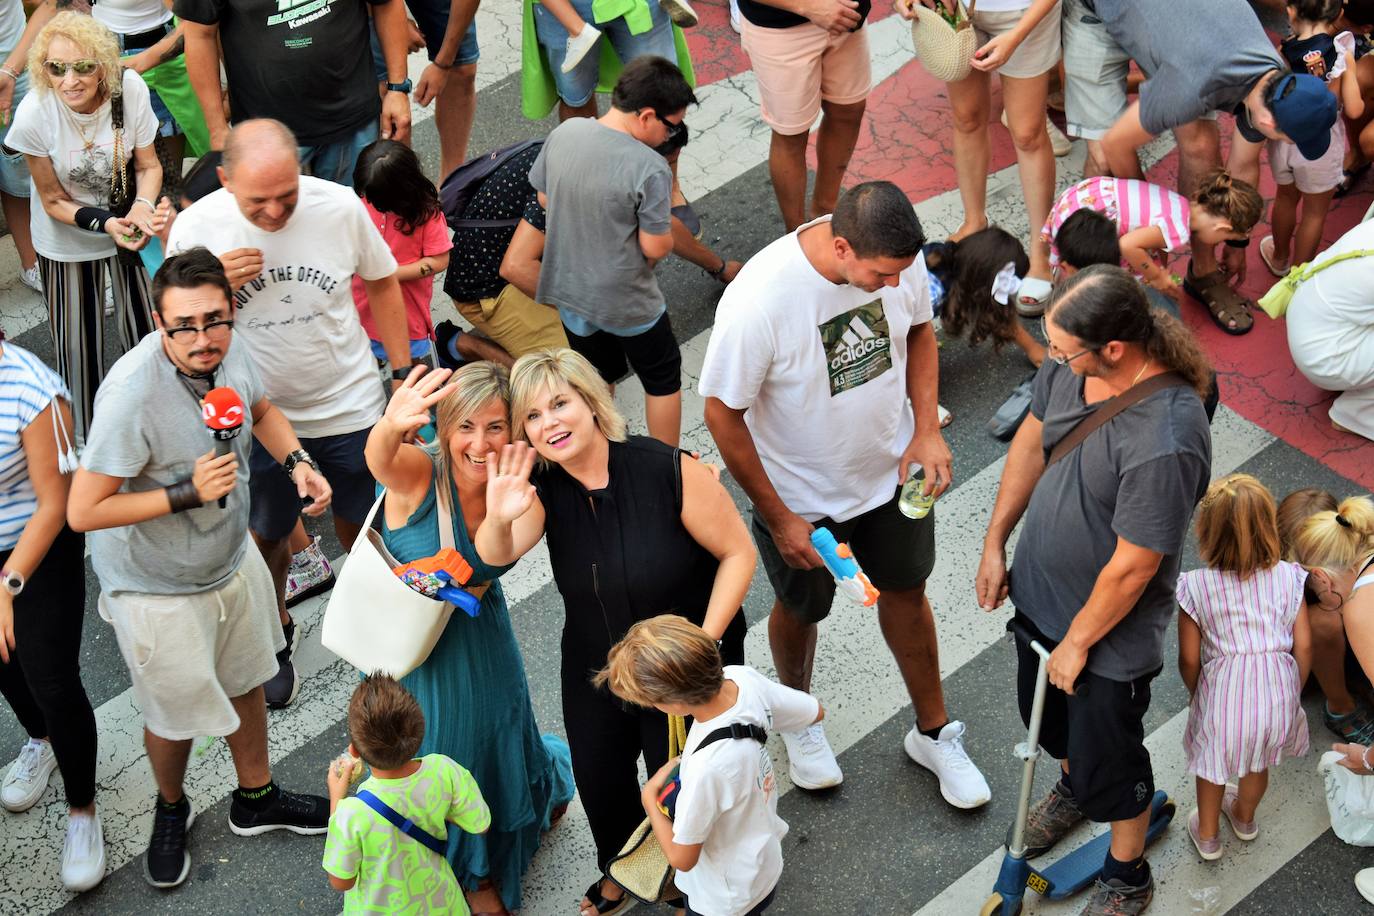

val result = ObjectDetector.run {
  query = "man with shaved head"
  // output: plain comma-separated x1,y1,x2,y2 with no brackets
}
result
168,119,410,709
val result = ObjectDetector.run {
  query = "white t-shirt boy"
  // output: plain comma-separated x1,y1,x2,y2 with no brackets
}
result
672,665,820,916
167,176,398,438
697,215,933,523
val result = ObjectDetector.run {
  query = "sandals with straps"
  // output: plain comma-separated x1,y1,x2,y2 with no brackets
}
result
1183,265,1254,336
580,879,635,916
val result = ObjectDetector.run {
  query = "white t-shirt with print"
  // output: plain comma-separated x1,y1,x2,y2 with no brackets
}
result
167,177,398,438
697,215,933,523
7,70,159,262
672,666,819,916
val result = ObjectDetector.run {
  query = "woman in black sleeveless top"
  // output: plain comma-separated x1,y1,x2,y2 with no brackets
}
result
475,350,753,916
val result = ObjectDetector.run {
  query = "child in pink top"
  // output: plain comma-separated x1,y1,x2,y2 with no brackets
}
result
350,140,453,365
1177,474,1312,863
1041,171,1262,301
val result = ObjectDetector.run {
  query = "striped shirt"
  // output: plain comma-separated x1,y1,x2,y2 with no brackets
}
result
1042,177,1192,275
0,343,70,552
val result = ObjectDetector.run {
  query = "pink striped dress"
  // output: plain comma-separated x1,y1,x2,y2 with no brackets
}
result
1041,177,1192,276
1178,561,1311,784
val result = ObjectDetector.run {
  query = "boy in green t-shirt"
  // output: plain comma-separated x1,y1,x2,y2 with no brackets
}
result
322,674,491,915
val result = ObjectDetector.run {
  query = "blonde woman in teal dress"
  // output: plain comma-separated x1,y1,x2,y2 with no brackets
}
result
364,362,575,916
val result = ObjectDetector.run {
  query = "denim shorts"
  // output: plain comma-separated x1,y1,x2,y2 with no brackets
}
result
370,5,479,81
299,120,380,188
248,426,376,540
0,69,30,197
117,22,180,138
532,0,678,107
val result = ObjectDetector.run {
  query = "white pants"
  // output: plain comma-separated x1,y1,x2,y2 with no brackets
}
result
1288,282,1374,440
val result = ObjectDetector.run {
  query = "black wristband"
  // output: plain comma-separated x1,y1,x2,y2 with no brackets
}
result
1224,238,1251,249
74,207,118,233
391,366,415,380
166,477,203,513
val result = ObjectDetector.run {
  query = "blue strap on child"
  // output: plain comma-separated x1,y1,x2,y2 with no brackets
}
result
355,790,449,857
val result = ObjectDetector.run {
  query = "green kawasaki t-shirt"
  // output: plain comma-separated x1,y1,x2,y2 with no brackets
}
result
323,754,491,915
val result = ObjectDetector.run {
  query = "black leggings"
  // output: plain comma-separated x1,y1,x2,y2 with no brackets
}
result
0,526,96,809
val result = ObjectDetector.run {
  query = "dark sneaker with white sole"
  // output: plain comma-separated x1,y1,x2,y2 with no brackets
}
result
264,619,299,710
144,796,194,888
228,786,329,836
1007,780,1085,858
1080,875,1154,916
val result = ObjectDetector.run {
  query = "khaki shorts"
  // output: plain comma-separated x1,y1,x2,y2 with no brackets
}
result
455,283,568,359
1269,119,1346,195
98,545,283,741
740,19,871,135
970,4,1062,80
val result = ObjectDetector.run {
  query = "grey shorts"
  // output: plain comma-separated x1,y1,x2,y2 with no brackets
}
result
751,486,936,623
1060,0,1131,140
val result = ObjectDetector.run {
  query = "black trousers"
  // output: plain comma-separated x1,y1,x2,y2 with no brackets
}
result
563,612,746,868
0,525,96,808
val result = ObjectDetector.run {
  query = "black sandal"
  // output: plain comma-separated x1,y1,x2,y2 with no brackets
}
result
1335,161,1371,198
580,878,635,916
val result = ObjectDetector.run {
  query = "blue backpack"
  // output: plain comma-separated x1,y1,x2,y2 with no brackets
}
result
439,139,543,232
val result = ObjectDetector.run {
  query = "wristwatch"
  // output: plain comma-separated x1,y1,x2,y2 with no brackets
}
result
385,79,413,94
282,448,319,478
391,366,416,380
2,568,24,596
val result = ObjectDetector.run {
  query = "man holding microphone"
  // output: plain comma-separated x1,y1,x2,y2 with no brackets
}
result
67,248,333,890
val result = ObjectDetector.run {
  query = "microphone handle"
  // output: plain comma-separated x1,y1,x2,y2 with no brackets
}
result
212,430,238,509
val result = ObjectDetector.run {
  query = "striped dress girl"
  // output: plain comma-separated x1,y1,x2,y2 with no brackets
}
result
1178,561,1311,785
1041,176,1192,276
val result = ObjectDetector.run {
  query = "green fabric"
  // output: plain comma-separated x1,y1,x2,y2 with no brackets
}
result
123,23,210,158
322,754,491,916
593,0,652,32
1257,247,1374,318
380,474,577,913
521,0,697,121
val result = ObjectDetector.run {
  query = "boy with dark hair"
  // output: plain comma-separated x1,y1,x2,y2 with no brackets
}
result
529,55,694,446
597,616,823,916
1053,209,1122,278
323,674,491,914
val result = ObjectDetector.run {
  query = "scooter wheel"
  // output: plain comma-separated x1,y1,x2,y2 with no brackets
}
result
980,892,1022,916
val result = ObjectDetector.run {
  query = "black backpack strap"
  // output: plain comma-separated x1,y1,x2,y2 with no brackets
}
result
695,723,768,751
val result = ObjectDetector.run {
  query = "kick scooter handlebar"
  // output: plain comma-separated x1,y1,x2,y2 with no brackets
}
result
1007,617,1050,662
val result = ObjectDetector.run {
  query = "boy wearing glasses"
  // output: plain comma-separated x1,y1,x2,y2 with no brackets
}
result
67,248,334,890
528,55,692,446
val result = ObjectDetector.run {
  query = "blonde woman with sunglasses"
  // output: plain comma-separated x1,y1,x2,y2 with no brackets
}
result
5,11,163,437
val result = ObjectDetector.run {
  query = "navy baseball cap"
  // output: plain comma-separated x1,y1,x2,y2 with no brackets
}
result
1270,73,1338,161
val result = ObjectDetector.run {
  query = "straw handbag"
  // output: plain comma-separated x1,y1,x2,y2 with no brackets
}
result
909,0,979,83
604,716,688,904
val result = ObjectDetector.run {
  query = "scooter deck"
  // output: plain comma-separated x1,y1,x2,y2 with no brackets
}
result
1027,790,1175,901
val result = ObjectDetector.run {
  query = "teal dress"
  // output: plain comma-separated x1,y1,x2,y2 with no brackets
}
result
380,474,575,912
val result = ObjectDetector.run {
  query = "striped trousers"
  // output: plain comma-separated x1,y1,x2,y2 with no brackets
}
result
37,253,155,439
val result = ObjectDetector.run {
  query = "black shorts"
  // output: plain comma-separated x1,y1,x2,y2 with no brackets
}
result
248,427,376,541
563,311,682,396
1012,613,1159,823
751,486,936,624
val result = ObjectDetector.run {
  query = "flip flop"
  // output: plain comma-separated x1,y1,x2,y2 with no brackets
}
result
1258,235,1289,278
1015,276,1053,317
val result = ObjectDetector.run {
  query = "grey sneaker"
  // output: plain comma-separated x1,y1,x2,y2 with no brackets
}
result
284,536,335,608
1007,781,1085,858
1080,875,1153,916
1325,703,1374,745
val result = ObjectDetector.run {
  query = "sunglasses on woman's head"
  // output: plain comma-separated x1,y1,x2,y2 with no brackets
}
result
44,59,99,78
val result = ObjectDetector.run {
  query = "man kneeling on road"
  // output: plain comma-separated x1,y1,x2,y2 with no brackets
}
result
67,249,334,890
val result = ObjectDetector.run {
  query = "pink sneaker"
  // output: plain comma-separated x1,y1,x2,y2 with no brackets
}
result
1221,786,1258,841
1188,808,1224,861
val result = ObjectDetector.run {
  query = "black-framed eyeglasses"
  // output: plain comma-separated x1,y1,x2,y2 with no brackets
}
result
43,59,99,78
1041,316,1096,366
164,319,234,343
651,111,686,142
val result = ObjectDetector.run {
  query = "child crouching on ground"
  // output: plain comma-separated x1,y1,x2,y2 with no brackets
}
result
595,615,824,916
323,674,491,915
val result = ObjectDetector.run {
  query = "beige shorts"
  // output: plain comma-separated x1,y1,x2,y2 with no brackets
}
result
740,18,872,135
971,4,1062,80
98,544,283,741
1269,119,1346,195
455,283,569,359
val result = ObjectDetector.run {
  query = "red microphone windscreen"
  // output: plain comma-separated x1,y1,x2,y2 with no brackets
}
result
202,386,246,431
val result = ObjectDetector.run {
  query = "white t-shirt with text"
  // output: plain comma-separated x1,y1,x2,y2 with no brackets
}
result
672,666,819,916
697,216,933,523
167,177,398,438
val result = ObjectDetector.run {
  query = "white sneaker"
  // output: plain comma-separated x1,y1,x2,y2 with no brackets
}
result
729,0,741,31
1,738,57,812
903,721,991,809
61,810,106,892
1356,867,1374,904
659,0,699,27
998,109,1073,157
781,723,843,790
561,24,601,74
20,264,41,294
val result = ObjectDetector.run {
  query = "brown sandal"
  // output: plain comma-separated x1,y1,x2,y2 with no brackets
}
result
1183,266,1254,336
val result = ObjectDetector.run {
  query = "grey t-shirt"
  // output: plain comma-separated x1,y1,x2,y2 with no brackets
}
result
1009,361,1211,681
84,333,266,596
528,118,672,330
1095,0,1283,136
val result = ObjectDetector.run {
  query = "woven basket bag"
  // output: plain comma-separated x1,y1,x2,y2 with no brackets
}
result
910,0,979,83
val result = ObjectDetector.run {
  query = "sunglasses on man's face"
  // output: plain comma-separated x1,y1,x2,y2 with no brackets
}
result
44,59,99,78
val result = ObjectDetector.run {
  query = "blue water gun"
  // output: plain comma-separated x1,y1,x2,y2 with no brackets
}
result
810,528,879,607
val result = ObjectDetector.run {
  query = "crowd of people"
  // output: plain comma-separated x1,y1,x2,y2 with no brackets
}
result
0,0,1370,913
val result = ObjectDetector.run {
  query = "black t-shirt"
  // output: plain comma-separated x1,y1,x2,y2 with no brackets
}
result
738,0,870,30
173,0,385,146
1280,32,1338,80
442,143,547,303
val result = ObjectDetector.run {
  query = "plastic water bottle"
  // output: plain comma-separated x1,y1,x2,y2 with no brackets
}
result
898,468,938,519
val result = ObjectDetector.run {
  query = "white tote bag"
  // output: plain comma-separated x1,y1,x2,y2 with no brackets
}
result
321,488,457,679
1319,750,1374,846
